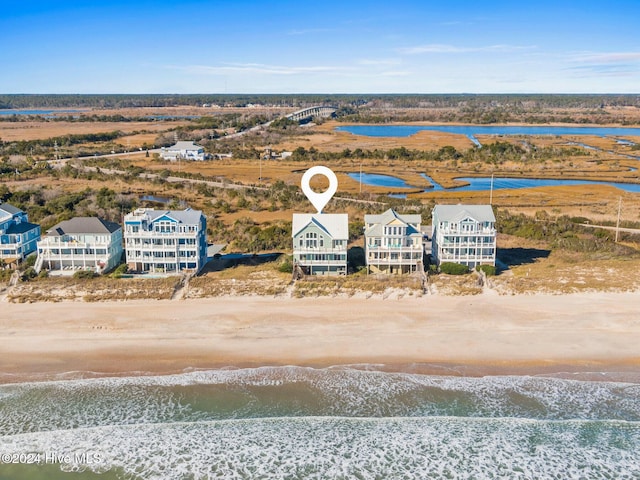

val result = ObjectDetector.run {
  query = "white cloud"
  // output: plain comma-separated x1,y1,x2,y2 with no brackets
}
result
570,52,640,63
398,44,537,55
379,71,411,77
357,58,401,66
564,51,640,78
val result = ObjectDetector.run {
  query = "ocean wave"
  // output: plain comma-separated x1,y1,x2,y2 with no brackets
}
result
2,416,639,480
1,366,639,437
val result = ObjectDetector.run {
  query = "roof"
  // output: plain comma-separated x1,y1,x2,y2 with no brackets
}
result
364,209,421,237
432,204,496,223
292,213,348,239
47,217,121,236
166,141,203,151
6,221,39,234
145,208,204,225
0,203,23,217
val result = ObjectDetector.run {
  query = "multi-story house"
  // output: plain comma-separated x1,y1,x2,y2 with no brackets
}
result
0,202,41,266
35,217,122,274
160,141,206,161
292,213,348,275
124,208,207,273
431,204,496,268
364,208,424,274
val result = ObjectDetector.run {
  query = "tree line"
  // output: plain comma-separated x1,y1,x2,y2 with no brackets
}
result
2,94,639,110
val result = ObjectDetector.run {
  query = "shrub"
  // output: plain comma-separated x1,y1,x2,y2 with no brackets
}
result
111,263,129,278
439,262,469,275
278,255,293,273
24,254,37,268
20,267,37,282
73,270,98,279
476,264,496,276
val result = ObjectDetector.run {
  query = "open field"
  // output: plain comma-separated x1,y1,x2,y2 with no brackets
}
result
0,120,185,143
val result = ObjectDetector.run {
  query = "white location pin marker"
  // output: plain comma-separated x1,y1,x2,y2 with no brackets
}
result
301,166,338,214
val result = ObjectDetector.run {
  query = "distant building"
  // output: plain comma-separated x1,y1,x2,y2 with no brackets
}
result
364,208,424,274
0,202,41,267
263,148,293,160
36,217,122,274
124,208,207,273
292,213,348,275
160,141,205,161
431,204,496,268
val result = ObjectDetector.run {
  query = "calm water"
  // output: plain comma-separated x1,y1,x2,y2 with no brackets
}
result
348,172,640,193
1,367,639,479
336,125,640,144
0,109,83,116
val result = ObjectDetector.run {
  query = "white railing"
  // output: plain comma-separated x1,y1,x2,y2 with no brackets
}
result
38,240,113,249
297,259,346,266
438,228,496,235
294,247,347,255
439,254,495,261
125,231,199,239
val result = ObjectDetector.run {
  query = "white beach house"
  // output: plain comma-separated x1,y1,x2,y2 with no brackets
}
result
364,208,424,274
292,213,348,275
0,202,41,267
35,217,123,274
431,204,496,268
160,141,206,161
124,208,207,273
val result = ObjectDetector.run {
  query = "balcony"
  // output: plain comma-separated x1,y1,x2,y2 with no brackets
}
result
125,230,199,239
294,247,347,255
39,240,112,250
438,228,496,236
439,253,495,262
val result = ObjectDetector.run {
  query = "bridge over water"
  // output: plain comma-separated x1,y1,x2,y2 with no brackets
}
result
286,106,337,122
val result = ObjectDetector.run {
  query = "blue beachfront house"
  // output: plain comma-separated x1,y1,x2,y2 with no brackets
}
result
0,202,41,267
124,208,208,273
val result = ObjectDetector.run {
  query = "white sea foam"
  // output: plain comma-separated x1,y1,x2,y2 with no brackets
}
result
1,366,639,437
1,416,639,479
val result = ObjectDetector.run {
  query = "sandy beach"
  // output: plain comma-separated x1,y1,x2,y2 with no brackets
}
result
1,291,639,382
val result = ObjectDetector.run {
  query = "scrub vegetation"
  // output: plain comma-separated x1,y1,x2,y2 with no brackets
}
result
2,94,640,297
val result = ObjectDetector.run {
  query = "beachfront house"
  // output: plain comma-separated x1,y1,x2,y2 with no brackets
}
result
35,217,123,274
124,208,207,273
0,202,41,267
364,208,424,274
160,141,206,161
292,213,348,275
431,204,496,268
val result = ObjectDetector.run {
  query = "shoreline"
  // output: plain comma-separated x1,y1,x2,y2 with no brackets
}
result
2,291,639,384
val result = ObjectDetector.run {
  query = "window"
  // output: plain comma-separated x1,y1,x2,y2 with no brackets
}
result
305,232,318,248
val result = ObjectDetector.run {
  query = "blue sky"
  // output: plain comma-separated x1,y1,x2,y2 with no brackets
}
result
1,0,639,94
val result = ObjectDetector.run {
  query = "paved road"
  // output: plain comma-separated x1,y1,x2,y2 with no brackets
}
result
580,223,640,234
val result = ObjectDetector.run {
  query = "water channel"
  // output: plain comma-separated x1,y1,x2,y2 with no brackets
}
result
347,173,640,194
336,125,640,147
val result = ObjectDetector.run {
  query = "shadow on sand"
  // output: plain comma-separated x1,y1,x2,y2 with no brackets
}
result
200,252,283,274
497,247,551,270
